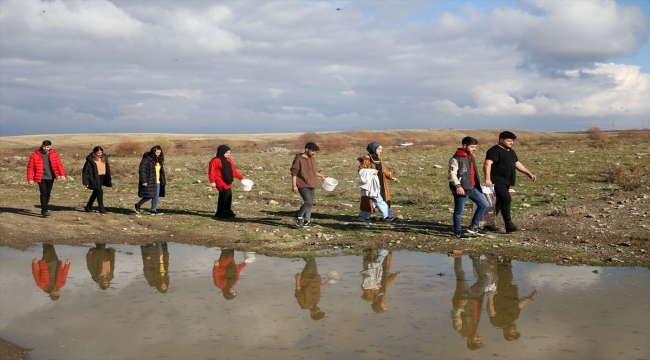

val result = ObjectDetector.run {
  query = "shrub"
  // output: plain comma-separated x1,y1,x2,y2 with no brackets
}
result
113,140,145,157
296,132,322,148
321,137,352,151
587,127,610,141
606,163,650,191
153,136,176,155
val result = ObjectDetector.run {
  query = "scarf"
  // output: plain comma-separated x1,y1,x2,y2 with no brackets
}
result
216,145,233,184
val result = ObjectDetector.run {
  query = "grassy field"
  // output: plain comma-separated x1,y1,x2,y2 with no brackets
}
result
0,129,648,265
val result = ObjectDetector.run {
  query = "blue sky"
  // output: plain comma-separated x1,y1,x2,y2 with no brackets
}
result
0,0,648,136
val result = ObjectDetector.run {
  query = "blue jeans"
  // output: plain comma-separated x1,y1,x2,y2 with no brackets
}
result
452,187,488,232
359,194,393,220
137,184,160,211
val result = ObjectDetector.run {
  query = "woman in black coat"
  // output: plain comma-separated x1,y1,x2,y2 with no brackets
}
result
86,243,116,290
82,146,112,214
141,242,170,293
134,146,166,215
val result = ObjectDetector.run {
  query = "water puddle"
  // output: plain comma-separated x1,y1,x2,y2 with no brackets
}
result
1,243,648,359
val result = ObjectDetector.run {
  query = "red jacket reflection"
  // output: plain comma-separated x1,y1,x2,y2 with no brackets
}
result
32,260,70,292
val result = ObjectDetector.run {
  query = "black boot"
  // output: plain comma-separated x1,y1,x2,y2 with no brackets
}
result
505,221,519,233
98,205,107,214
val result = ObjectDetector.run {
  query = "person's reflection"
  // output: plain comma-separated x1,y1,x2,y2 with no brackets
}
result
295,258,328,320
32,244,70,300
86,243,116,290
360,249,401,313
213,249,254,300
451,255,488,351
487,258,538,341
141,242,169,293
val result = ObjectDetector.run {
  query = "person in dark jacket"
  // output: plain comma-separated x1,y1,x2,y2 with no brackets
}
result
451,255,489,351
32,244,70,300
448,136,488,238
26,140,67,217
85,243,116,290
141,242,169,293
208,145,245,219
134,146,166,215
82,146,112,214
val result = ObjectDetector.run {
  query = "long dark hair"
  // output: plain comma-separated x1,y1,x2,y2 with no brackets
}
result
92,146,105,163
148,145,164,165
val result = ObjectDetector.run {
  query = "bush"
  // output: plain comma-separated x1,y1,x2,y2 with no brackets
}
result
296,132,322,149
606,163,650,191
152,136,176,155
113,140,145,157
321,137,352,150
587,127,610,140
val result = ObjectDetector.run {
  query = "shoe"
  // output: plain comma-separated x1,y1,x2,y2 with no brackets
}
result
303,221,317,227
483,225,501,232
293,217,304,227
505,222,519,233
384,216,396,223
84,205,92,212
42,210,51,217
150,210,163,216
134,204,141,214
98,207,107,214
224,211,236,218
466,227,487,236
454,231,469,239
358,216,372,224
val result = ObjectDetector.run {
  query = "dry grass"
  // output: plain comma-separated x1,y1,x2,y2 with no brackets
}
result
606,163,650,191
587,127,611,140
112,140,145,157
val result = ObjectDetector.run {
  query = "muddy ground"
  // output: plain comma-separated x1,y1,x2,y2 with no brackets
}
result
1,189,648,267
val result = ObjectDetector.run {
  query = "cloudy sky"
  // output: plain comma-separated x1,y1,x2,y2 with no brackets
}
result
1,0,648,136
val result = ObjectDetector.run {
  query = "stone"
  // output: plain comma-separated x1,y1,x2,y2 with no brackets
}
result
508,189,516,193
521,203,531,208
340,203,353,208
268,200,279,205
195,180,201,184
396,215,404,220
433,164,443,169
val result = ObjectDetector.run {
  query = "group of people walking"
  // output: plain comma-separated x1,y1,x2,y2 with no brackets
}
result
26,130,536,236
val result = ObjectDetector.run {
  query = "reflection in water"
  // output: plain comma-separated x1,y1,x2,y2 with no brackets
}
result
141,242,169,293
488,258,538,341
31,244,70,301
360,249,401,313
451,255,488,350
295,258,327,320
212,249,255,300
85,243,116,290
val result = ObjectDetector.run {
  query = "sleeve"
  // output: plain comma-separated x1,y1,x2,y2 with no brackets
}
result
230,160,244,180
383,167,394,180
290,157,301,176
138,159,148,184
213,159,227,191
82,161,91,186
26,154,36,182
448,158,461,186
208,158,217,184
32,260,48,289
486,147,499,162
56,262,70,289
513,150,519,163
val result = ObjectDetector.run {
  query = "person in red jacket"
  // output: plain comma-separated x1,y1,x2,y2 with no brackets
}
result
32,244,70,300
213,249,254,300
26,140,66,217
208,145,245,219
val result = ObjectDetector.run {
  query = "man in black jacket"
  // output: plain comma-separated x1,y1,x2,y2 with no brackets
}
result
448,136,488,238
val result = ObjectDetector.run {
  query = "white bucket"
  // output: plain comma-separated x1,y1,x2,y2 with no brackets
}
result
241,179,254,192
325,271,340,285
322,177,338,192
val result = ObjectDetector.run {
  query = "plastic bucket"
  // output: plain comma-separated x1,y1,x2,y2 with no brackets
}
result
325,271,340,285
241,179,254,192
322,177,338,192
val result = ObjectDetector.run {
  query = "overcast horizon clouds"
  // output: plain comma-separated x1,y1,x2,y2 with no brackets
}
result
1,0,648,136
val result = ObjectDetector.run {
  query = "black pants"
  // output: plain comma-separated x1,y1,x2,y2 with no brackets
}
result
298,188,315,221
87,176,105,208
494,182,512,223
38,179,54,212
216,189,233,216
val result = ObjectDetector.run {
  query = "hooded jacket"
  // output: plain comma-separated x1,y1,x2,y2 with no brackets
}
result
290,153,318,189
32,259,69,292
27,148,66,183
138,153,166,198
448,149,481,193
82,153,112,190
208,157,244,191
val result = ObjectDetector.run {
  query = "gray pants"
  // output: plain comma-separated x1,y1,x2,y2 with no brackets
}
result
298,188,315,221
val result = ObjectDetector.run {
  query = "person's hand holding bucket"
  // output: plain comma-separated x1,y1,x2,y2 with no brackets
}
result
241,179,254,192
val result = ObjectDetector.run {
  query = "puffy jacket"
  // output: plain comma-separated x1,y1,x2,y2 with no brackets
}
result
26,148,66,183
138,153,166,198
208,157,244,191
448,149,481,192
32,260,69,292
82,153,112,190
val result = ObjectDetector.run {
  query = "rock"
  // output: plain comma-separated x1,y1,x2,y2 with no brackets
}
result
521,203,531,208
508,189,516,193
264,147,290,153
550,193,556,197
258,191,270,195
396,215,404,220
174,168,182,172
493,245,499,248
433,164,443,169
340,203,353,208
195,180,201,184
268,200,279,205
126,252,133,255
592,269,598,274
333,246,339,250
282,234,291,239
238,195,244,199
566,174,576,177
396,240,401,244
417,245,423,249
255,166,263,170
